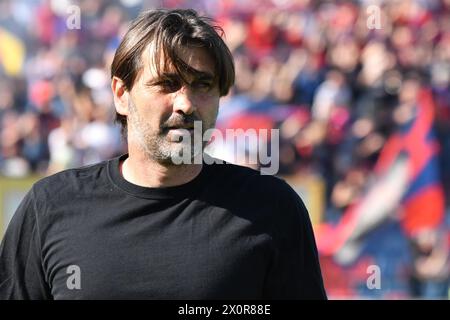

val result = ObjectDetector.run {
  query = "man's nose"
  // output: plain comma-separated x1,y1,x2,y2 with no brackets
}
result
172,86,195,115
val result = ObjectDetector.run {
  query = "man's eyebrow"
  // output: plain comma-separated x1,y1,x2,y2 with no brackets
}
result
145,73,180,86
145,71,215,87
192,71,215,81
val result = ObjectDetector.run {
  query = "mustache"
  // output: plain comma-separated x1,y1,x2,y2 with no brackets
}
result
160,113,201,131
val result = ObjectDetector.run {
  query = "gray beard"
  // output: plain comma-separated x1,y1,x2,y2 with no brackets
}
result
127,99,216,166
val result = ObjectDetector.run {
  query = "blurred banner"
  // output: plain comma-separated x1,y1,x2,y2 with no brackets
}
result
0,27,26,76
317,88,445,264
282,173,325,227
316,88,448,298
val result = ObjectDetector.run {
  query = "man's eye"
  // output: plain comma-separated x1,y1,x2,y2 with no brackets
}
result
159,80,181,92
192,81,212,91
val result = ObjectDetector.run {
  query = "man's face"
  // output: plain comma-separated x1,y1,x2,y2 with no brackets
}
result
126,45,220,164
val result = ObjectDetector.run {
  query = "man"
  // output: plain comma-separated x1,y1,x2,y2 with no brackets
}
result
0,9,326,299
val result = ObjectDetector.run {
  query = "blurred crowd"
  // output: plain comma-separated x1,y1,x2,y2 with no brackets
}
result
0,0,449,298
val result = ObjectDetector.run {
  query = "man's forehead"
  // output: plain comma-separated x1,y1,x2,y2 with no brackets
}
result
140,42,216,79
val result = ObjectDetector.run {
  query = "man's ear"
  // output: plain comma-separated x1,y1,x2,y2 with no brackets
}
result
111,76,129,116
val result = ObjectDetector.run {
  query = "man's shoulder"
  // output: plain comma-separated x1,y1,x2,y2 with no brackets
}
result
207,159,308,231
32,159,110,197
207,157,295,197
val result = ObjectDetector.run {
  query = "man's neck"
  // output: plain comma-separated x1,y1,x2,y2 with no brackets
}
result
120,150,203,188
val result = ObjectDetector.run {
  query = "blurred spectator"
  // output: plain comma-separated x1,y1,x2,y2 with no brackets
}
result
409,228,449,299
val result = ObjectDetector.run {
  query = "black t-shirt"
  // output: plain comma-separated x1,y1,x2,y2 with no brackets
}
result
0,154,326,299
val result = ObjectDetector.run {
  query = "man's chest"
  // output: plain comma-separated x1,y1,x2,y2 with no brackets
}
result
41,206,272,299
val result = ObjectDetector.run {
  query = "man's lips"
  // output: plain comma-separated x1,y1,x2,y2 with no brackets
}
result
168,126,194,130
165,127,195,137
166,125,195,131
